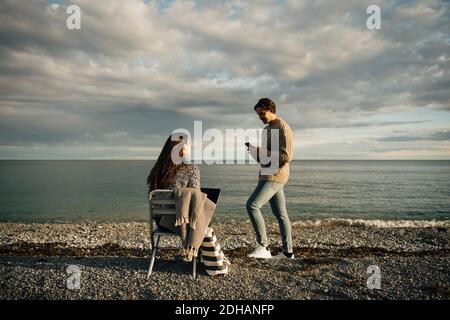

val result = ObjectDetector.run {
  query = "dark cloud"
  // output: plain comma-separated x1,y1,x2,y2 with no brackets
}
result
0,0,449,159
377,130,450,142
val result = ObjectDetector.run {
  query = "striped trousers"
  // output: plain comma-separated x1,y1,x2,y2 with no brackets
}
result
200,227,231,276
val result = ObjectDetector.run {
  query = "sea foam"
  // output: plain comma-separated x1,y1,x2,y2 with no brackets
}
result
291,218,450,228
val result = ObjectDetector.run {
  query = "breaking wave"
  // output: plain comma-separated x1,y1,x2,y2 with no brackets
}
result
291,218,450,228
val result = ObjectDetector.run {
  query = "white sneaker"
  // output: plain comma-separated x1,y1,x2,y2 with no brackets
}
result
273,251,295,259
247,245,272,259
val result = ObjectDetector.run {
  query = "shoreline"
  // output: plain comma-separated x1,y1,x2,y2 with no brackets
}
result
1,216,449,227
1,220,449,299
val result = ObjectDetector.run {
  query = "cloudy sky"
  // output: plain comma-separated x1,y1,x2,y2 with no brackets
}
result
0,0,449,160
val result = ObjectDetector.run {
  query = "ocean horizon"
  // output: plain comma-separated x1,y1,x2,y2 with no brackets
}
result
1,160,449,223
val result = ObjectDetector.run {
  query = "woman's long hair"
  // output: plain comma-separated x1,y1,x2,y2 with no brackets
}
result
147,134,186,191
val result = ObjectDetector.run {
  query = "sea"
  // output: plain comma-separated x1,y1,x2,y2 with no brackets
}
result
0,160,449,224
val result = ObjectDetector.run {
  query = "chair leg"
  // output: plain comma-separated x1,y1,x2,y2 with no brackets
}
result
147,235,160,279
150,230,155,251
192,256,197,279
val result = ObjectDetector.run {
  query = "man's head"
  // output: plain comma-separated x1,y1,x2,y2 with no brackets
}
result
254,98,277,124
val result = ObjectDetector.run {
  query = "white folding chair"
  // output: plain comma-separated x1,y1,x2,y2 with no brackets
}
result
146,189,197,279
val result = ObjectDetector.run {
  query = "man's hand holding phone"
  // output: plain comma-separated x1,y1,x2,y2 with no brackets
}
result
246,142,259,161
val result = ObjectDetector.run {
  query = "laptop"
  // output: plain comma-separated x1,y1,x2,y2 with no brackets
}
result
201,188,221,204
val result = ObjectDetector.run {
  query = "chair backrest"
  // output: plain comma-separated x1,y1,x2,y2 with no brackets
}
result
148,189,178,238
148,189,177,220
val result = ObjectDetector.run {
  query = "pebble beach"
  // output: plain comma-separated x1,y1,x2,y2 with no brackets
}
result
1,219,449,300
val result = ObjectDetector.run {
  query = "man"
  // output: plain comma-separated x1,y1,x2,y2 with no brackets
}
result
246,98,294,259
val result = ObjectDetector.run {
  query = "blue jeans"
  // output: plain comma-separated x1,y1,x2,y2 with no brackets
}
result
246,181,293,253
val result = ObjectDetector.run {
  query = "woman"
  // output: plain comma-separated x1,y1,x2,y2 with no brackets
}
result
147,134,199,233
147,133,230,275
147,134,199,192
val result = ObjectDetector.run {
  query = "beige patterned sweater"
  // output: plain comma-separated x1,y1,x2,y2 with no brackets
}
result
257,117,294,184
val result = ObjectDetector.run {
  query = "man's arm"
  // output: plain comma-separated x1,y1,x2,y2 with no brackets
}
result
279,127,289,167
248,144,260,162
261,125,289,168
